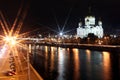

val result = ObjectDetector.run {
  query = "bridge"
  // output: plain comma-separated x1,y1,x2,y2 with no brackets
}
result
17,38,45,41
23,38,120,52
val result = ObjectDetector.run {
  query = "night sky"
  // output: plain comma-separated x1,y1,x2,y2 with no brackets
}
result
0,0,120,34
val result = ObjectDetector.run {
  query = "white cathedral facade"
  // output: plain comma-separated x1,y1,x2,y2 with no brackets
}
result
77,16,104,38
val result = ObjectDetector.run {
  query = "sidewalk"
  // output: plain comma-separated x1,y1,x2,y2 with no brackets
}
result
0,50,43,80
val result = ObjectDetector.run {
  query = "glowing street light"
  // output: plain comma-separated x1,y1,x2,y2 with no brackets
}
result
59,32,63,36
4,36,17,46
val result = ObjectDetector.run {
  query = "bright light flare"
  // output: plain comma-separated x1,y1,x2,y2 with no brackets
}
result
59,32,63,36
4,36,17,46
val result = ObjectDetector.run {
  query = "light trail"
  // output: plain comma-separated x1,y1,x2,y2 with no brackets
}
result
37,23,59,33
0,11,9,34
62,28,76,34
52,7,73,35
61,7,72,32
52,10,61,32
0,20,8,36
10,0,24,36
14,1,29,35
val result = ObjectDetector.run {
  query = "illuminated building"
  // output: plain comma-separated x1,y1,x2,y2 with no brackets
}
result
77,16,104,38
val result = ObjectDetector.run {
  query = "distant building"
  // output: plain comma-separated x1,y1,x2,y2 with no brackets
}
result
77,16,104,38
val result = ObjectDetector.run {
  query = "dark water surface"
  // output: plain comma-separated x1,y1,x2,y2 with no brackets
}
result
30,45,120,80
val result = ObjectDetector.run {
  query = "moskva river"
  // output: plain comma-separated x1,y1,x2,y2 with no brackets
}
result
30,45,120,80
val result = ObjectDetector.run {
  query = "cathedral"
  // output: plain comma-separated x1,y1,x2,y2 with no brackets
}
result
77,16,104,38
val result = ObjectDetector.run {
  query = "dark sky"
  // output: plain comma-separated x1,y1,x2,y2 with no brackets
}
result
0,0,120,34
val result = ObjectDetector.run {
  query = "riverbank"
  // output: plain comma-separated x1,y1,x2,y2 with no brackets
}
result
35,42,120,52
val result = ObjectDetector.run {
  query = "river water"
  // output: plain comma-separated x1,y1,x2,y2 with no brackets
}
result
30,45,120,80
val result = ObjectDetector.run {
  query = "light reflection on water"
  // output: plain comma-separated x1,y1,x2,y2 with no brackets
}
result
31,45,120,80
57,48,65,80
102,51,111,80
50,47,54,72
45,46,48,72
85,49,91,79
86,49,91,62
72,48,80,80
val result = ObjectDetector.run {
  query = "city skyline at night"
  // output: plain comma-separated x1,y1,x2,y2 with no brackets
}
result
0,1,120,80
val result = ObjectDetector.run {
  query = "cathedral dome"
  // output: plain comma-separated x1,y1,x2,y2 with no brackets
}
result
85,16,95,26
98,21,102,26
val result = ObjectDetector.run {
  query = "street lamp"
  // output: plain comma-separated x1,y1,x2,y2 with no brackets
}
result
59,32,63,36
4,36,17,46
